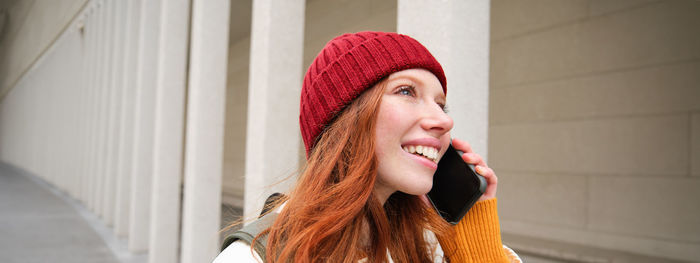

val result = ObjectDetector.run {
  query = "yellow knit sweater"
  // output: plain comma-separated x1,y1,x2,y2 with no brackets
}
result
436,198,521,263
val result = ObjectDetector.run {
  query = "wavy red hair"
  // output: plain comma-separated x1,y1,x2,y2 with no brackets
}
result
259,80,454,262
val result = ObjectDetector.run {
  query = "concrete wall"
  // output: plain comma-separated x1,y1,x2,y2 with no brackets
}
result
0,0,89,192
489,0,700,261
303,0,396,69
300,0,396,165
221,0,252,207
1,0,231,261
222,37,250,207
0,0,88,99
219,0,398,207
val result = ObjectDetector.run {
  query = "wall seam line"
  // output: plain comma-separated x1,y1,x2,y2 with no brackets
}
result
491,57,700,91
491,0,665,43
490,110,694,126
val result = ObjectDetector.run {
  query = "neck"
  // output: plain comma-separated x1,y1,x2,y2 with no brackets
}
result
373,185,395,206
362,186,392,249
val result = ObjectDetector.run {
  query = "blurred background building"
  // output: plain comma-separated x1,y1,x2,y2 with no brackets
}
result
0,0,698,262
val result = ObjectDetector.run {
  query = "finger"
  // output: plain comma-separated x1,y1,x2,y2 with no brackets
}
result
451,138,472,153
476,165,498,201
481,166,497,185
475,165,495,181
462,152,487,167
475,165,490,176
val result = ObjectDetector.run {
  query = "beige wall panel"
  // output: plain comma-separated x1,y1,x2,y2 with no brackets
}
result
490,115,688,176
589,176,700,242
490,0,588,41
0,0,88,97
692,113,700,177
498,171,587,228
491,22,583,88
491,1,700,88
588,0,658,16
490,61,700,124
303,0,395,69
222,38,250,205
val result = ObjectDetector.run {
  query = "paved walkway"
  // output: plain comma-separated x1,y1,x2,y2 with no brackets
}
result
0,161,145,263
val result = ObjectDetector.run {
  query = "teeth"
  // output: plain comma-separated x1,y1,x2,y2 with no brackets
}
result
402,145,438,162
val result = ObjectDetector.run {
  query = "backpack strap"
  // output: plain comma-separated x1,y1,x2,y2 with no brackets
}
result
221,212,278,261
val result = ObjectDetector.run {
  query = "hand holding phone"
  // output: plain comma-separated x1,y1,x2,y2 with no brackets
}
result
427,143,488,225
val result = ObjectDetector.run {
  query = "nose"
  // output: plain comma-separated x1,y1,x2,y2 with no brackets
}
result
420,103,453,136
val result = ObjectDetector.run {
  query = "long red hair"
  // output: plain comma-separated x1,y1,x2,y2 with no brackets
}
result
259,80,454,262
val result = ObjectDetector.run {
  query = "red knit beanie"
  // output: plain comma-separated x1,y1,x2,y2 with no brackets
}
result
300,31,447,155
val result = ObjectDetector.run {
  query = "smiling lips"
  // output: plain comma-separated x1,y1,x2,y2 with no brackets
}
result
402,145,439,163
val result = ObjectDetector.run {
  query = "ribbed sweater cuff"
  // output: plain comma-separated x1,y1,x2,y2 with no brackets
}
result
437,198,509,263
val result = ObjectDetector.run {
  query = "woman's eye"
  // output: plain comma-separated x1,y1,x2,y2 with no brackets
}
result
397,86,416,97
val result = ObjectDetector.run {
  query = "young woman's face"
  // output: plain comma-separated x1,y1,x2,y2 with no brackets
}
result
373,69,453,203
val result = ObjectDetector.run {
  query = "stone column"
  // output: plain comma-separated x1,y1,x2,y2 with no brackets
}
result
76,6,95,206
397,0,491,158
65,12,87,199
78,8,98,204
86,2,105,212
243,0,306,220
103,0,127,226
100,0,117,219
128,0,161,252
41,42,55,185
83,2,94,210
179,0,230,262
148,0,190,262
114,0,141,237
89,1,105,211
94,0,114,216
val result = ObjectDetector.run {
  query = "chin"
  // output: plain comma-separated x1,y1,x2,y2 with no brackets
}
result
401,180,433,196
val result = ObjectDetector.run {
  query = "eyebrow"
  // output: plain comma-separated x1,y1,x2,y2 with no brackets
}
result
388,74,424,87
389,73,446,101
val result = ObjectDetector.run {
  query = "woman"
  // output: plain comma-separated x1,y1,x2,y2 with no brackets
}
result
215,31,520,263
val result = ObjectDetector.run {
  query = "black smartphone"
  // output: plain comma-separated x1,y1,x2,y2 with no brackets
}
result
427,143,488,225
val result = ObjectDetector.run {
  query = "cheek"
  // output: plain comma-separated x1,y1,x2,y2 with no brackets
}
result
376,100,408,133
376,104,402,129
374,106,406,176
374,104,403,146
441,132,451,147
436,133,451,160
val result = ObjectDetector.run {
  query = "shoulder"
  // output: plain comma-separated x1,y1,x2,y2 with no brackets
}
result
213,240,262,263
215,198,286,263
